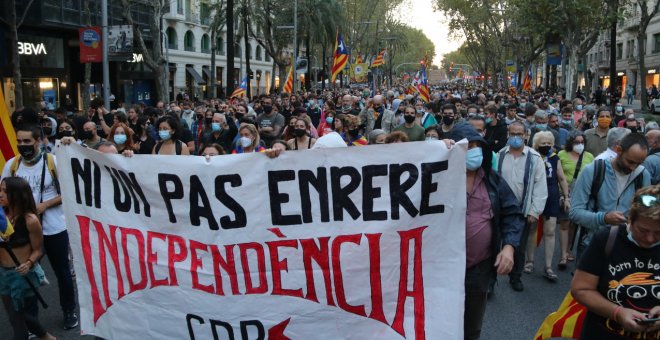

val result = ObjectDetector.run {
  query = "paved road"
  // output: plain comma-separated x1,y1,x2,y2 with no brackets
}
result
0,232,576,340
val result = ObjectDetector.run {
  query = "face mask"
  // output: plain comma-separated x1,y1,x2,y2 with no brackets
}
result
485,117,493,124
562,119,573,127
508,136,524,149
425,136,438,142
211,122,222,132
616,106,623,113
57,130,73,139
184,109,192,114
576,105,583,111
159,130,171,140
205,118,213,125
442,116,454,125
83,130,96,140
404,115,416,124
17,145,37,160
627,227,660,248
341,105,352,112
597,117,612,129
294,128,307,138
538,145,552,156
373,104,383,111
43,127,52,136
573,144,585,154
113,134,127,145
536,123,547,130
630,127,638,133
519,103,525,108
466,147,483,171
349,128,360,136
326,117,334,124
240,136,252,148
263,105,273,114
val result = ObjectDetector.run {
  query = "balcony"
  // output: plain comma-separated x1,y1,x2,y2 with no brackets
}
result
185,13,200,25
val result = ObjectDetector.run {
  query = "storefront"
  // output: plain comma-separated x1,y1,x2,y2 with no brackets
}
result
1,32,69,112
646,68,659,89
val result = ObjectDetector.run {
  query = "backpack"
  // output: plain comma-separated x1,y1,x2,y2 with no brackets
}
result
589,159,645,210
10,152,60,195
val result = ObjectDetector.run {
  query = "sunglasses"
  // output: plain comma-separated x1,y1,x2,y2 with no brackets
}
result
637,195,659,207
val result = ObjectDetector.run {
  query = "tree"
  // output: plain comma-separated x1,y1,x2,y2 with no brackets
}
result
634,0,660,110
0,0,36,110
388,25,432,75
207,0,227,99
119,0,168,102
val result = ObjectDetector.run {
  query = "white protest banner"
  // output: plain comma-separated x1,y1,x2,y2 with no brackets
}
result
56,141,467,339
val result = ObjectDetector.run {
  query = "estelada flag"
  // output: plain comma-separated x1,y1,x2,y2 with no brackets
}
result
0,216,14,240
371,49,386,67
533,291,587,339
523,67,533,92
0,86,18,172
331,32,348,83
231,77,247,98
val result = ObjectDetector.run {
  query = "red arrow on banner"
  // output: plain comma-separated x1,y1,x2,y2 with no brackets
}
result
268,318,292,340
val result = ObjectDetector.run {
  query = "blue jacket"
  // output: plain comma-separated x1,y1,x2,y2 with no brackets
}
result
569,159,651,230
643,149,660,185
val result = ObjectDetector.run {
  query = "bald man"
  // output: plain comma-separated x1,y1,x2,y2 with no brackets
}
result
643,130,660,184
340,94,360,115
358,95,396,134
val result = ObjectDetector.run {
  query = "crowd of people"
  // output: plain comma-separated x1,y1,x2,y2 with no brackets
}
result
1,83,659,339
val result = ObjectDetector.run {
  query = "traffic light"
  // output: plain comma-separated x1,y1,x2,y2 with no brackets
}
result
249,70,254,79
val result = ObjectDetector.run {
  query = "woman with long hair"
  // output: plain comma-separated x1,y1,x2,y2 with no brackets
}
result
0,177,55,340
108,122,136,154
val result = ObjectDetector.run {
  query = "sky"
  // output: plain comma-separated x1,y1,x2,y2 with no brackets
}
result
397,0,463,66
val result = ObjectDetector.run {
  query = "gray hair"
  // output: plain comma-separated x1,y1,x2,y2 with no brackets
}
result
607,127,631,149
646,121,659,132
534,110,548,120
368,129,386,144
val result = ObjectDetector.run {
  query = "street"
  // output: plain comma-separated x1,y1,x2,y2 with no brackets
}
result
0,230,575,340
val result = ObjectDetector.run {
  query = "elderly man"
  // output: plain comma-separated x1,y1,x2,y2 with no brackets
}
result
643,129,660,184
594,127,630,161
340,94,360,115
200,112,238,153
358,95,396,134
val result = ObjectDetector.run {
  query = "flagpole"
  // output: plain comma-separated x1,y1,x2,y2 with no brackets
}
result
292,0,297,94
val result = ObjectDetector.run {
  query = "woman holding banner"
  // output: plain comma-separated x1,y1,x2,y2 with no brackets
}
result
0,177,55,340
447,123,525,340
571,185,660,339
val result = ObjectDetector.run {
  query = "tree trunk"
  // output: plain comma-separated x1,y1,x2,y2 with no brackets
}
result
609,19,617,109
82,0,92,110
9,1,23,110
305,35,311,91
569,49,580,97
270,61,276,94
226,0,235,97
278,63,287,92
639,28,648,111
243,5,251,99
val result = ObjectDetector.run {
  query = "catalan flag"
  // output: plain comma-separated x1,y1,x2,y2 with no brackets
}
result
0,86,17,172
331,32,349,83
231,77,247,98
533,292,587,340
0,209,14,241
371,49,386,67
355,53,364,64
283,66,294,94
417,54,430,103
523,67,532,92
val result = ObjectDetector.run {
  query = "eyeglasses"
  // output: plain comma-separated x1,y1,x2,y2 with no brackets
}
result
637,195,659,207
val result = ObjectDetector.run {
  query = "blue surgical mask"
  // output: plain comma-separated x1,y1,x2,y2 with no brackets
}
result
159,130,171,140
212,122,222,132
326,117,334,124
562,119,573,127
508,136,524,149
536,123,547,130
113,134,127,145
576,105,583,111
485,117,493,124
627,229,660,248
466,147,483,171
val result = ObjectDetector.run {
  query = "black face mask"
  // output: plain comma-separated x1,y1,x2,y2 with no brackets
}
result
373,105,383,111
442,116,454,125
263,105,273,114
538,146,552,156
18,145,37,160
404,115,416,124
629,127,638,133
57,130,73,139
81,130,94,140
42,127,52,136
293,128,306,138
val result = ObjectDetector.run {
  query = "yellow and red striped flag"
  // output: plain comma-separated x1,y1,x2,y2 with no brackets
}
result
533,292,587,340
230,77,248,98
523,67,532,92
0,86,17,172
355,53,364,64
371,49,386,67
331,32,349,83
282,66,294,94
417,54,430,103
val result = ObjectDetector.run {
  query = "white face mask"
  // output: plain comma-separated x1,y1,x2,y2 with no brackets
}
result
573,144,585,154
240,136,252,148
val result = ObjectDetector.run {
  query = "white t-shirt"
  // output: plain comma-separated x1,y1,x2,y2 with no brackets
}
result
1,155,66,235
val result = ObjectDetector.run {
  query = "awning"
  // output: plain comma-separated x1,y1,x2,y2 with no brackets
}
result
202,68,213,83
186,66,205,85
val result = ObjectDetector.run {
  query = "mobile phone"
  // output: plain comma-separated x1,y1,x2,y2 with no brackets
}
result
635,317,660,324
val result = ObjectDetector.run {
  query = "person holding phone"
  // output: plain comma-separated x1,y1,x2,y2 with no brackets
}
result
571,185,660,339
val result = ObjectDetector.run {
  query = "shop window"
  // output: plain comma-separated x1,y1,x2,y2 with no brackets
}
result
177,0,183,14
184,31,195,52
166,27,177,49
201,34,210,53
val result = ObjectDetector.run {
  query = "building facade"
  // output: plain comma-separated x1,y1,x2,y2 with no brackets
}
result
585,1,660,96
164,0,275,102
